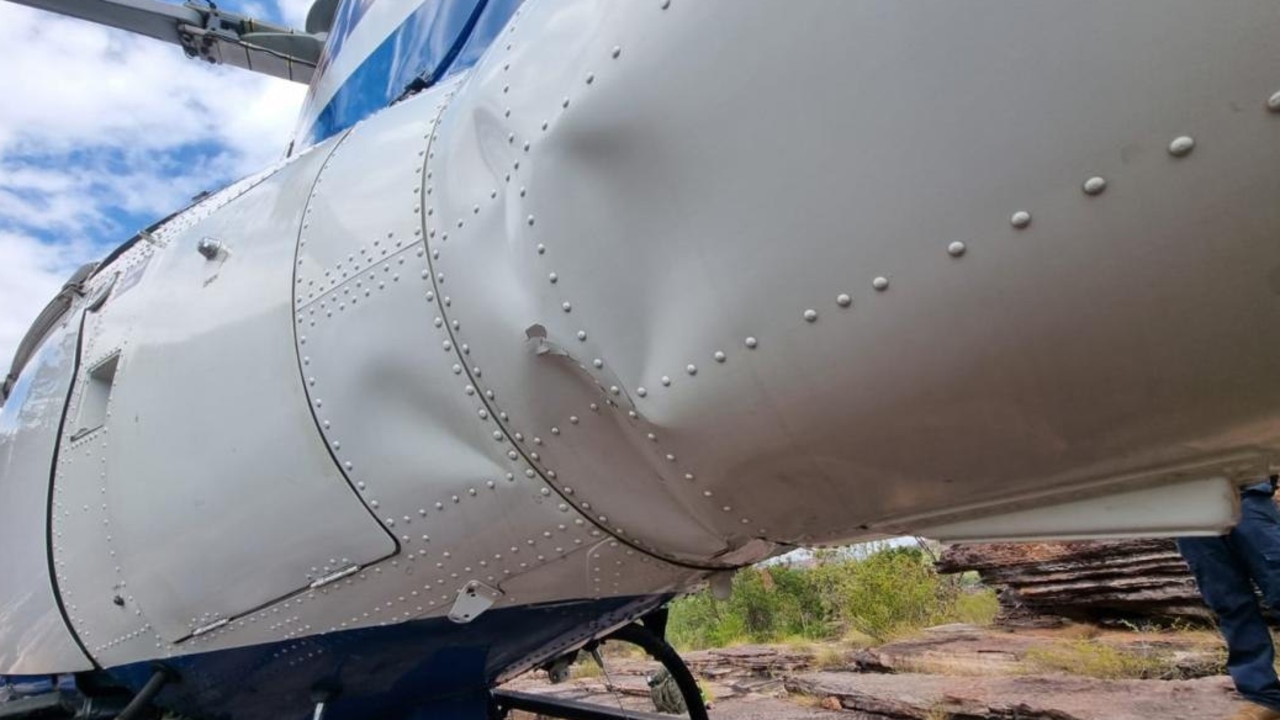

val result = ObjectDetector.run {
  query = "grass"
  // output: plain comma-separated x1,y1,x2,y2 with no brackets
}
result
1024,639,1176,680
667,543,1000,651
571,655,604,679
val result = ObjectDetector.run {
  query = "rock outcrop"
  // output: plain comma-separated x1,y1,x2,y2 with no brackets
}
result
937,539,1212,626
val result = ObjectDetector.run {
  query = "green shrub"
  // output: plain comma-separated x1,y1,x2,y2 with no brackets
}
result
666,543,998,650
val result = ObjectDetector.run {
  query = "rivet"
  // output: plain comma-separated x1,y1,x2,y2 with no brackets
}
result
549,272,558,283
536,244,546,254
585,73,595,85
1168,136,1195,157
947,241,966,257
612,46,622,59
478,409,489,419
1266,91,1280,111
661,0,670,8
1011,211,1032,229
637,387,648,397
551,427,560,435
684,473,695,481
562,302,572,312
744,336,758,349
569,416,579,424
836,294,852,308
590,403,599,412
577,331,587,341
686,364,697,375
609,385,620,395
592,358,604,369
713,351,726,363
660,375,671,386
1083,176,1107,196
562,97,570,109
527,215,535,226
803,309,818,322
872,276,889,291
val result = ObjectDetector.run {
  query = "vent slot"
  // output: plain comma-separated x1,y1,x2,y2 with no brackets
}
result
71,353,119,441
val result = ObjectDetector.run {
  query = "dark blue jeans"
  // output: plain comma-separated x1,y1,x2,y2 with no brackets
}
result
1178,485,1280,711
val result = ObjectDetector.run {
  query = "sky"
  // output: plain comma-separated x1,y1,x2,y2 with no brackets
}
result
0,0,313,370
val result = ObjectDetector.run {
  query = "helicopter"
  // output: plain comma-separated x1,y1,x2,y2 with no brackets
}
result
2,1,1280,718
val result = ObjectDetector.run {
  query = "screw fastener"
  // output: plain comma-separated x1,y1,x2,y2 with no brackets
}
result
1168,136,1195,157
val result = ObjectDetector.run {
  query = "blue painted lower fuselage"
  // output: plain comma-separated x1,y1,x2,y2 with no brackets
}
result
3,595,667,720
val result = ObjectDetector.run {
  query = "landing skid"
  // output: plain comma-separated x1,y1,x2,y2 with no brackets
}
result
492,620,709,720
493,689,682,720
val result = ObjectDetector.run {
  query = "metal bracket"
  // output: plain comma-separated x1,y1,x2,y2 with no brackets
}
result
197,237,226,260
524,324,637,413
447,580,502,624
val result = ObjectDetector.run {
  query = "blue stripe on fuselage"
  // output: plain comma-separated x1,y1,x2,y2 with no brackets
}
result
303,0,524,146
20,595,669,720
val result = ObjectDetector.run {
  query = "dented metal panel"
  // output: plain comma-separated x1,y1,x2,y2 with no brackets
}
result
420,0,1280,553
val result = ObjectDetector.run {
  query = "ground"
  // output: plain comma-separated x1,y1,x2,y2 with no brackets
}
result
501,623,1242,719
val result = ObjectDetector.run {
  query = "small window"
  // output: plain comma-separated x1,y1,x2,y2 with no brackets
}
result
71,353,119,441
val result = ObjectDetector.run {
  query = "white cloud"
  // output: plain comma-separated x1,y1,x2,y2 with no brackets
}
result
0,1,307,368
277,0,316,28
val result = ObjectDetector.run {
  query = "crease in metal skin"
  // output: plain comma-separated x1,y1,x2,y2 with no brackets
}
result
415,81,732,574
46,309,101,670
288,126,405,560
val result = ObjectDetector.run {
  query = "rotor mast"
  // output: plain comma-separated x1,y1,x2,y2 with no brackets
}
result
6,0,326,83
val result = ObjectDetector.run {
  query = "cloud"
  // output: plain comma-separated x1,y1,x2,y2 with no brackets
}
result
0,0,307,368
277,0,316,28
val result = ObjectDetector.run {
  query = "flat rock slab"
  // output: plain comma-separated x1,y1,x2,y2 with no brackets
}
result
787,671,1237,720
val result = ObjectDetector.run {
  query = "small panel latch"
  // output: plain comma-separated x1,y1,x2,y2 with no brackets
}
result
448,580,502,624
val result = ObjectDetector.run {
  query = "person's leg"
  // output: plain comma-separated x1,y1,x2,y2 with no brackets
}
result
1234,492,1280,610
1177,535,1280,711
